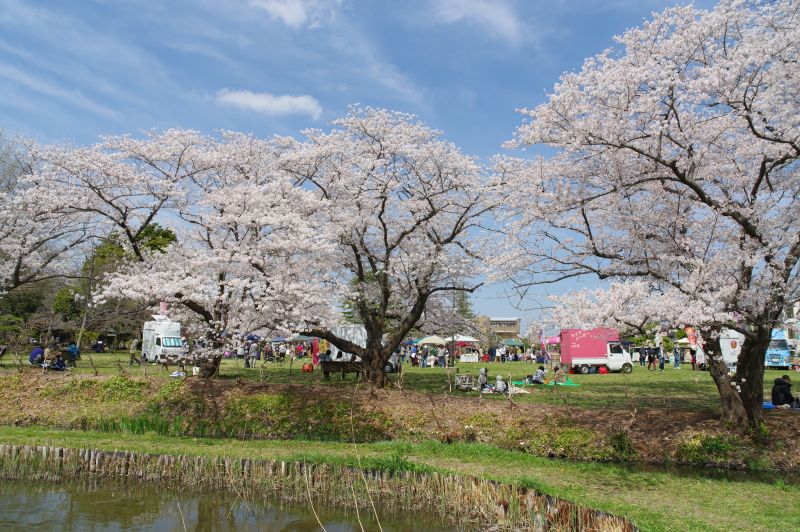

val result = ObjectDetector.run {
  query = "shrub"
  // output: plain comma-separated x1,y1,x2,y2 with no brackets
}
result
607,431,637,460
100,376,147,401
676,434,736,465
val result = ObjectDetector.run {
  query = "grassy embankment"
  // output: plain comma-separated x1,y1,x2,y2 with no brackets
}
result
0,425,797,532
3,349,791,411
0,352,798,470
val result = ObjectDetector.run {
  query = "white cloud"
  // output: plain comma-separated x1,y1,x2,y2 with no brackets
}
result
431,0,523,46
247,0,342,29
216,89,323,119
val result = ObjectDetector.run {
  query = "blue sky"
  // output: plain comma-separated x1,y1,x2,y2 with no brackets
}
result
0,0,714,331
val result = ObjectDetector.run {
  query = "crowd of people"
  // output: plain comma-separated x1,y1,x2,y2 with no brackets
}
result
635,345,704,371
222,340,318,368
27,341,80,370
398,343,545,368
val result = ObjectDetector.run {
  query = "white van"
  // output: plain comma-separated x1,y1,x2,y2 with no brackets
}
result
142,316,182,363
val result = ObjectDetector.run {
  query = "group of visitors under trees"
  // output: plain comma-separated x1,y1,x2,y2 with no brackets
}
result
636,345,704,371
223,340,315,368
472,364,568,394
26,342,80,370
400,343,541,368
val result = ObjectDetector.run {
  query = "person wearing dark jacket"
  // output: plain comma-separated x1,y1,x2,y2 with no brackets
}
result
29,345,44,365
771,375,798,408
67,342,79,368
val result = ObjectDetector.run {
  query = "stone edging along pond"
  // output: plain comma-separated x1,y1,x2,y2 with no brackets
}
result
0,444,638,531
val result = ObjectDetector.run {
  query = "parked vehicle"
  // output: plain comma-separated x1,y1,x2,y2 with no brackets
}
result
141,316,182,363
766,329,792,370
720,328,792,370
559,328,633,374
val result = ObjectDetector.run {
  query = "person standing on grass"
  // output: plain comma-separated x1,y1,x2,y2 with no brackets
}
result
658,347,665,371
646,346,657,371
690,349,697,371
247,341,259,368
67,341,79,368
672,345,681,369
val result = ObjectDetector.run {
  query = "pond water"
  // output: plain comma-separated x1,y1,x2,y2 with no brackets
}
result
0,479,451,531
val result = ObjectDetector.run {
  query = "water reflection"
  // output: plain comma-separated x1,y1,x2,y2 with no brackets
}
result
0,479,449,531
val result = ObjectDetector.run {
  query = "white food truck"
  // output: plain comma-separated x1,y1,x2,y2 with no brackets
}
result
141,316,183,363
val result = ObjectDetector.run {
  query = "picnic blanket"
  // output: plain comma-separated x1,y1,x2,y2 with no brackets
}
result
764,401,800,411
512,377,580,387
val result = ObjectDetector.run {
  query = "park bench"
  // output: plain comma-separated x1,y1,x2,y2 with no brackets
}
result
320,360,363,381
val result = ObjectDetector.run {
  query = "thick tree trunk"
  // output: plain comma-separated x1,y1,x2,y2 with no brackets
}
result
361,338,390,388
706,336,749,432
706,327,769,432
736,329,769,429
198,355,222,378
197,333,224,379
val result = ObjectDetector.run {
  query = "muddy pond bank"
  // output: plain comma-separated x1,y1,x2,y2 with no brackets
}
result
0,443,636,531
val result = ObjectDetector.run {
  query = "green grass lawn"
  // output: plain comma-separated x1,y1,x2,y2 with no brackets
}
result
6,350,789,415
0,425,796,531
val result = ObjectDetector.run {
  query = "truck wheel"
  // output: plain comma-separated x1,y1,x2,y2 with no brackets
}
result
579,365,590,374
621,363,633,374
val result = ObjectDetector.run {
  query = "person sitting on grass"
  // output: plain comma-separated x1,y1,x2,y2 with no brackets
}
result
29,344,44,366
50,353,67,371
532,366,546,384
478,367,488,390
495,374,508,393
552,366,566,384
772,375,799,408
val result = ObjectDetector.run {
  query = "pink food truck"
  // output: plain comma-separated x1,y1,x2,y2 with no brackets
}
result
559,328,633,374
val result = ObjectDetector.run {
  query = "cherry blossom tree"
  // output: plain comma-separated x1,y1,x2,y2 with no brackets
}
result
29,129,217,261
97,131,335,376
1,138,91,294
279,107,495,387
502,1,799,430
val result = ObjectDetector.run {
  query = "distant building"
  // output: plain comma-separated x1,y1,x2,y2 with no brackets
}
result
477,316,521,341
